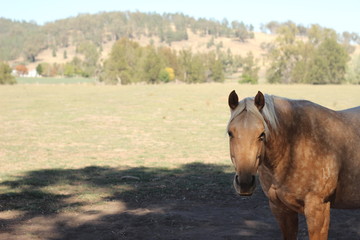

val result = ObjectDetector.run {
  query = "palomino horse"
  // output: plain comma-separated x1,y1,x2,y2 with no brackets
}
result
227,90,360,240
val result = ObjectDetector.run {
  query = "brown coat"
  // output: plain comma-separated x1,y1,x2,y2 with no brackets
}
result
228,90,360,240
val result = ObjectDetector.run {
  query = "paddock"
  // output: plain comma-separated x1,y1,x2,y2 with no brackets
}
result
0,83,359,239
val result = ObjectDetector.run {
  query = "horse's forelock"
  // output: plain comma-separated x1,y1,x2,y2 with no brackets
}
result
227,95,279,136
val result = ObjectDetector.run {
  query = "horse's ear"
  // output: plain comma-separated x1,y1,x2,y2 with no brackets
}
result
228,90,239,110
255,91,265,111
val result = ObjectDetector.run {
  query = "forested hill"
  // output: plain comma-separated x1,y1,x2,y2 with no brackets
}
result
0,11,255,62
1,11,360,85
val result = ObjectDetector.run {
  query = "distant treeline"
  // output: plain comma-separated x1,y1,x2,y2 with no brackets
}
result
33,39,253,84
100,38,224,84
0,11,254,62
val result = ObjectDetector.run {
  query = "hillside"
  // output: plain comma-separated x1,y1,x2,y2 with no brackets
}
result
1,11,255,63
26,31,275,70
1,11,359,84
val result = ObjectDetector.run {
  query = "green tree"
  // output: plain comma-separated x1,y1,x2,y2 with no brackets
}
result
346,55,360,84
178,49,193,82
158,47,180,79
143,47,163,83
63,63,76,77
266,23,300,83
307,38,349,84
240,52,259,84
210,59,225,82
231,21,254,42
76,41,100,77
189,55,206,83
100,38,142,84
266,24,350,84
0,62,16,84
36,64,43,76
158,69,170,83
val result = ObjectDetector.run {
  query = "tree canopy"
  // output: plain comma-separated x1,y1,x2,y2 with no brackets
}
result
99,38,226,84
266,24,351,84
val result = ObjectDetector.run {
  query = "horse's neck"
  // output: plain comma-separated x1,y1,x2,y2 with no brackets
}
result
264,129,291,181
263,98,296,181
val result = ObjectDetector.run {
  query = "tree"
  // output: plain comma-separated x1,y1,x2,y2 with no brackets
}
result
178,49,193,82
188,55,206,83
100,38,142,84
209,57,224,82
307,38,350,84
231,21,254,42
158,69,171,83
266,23,300,83
346,55,360,84
265,21,281,34
240,52,259,84
158,47,180,78
36,64,43,76
76,41,100,77
265,24,350,84
63,63,76,77
143,47,163,84
159,67,175,82
0,62,16,84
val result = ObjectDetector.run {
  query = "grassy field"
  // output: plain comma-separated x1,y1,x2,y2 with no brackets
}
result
1,83,360,180
0,83,360,238
16,77,97,84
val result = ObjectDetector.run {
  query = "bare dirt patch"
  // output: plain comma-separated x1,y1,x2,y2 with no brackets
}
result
1,164,359,240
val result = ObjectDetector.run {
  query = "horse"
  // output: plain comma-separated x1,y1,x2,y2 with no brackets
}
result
227,90,360,240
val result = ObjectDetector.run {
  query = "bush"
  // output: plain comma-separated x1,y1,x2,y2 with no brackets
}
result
240,74,257,84
158,69,170,83
0,62,16,84
239,52,259,84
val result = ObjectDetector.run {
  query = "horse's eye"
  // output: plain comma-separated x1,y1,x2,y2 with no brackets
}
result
228,131,234,138
259,132,265,141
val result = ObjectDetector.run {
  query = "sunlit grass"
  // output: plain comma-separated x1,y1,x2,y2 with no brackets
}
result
1,83,360,174
0,83,360,215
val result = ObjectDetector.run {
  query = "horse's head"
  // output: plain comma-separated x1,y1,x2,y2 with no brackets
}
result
227,90,266,196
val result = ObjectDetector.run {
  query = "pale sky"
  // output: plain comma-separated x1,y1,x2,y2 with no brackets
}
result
1,0,359,33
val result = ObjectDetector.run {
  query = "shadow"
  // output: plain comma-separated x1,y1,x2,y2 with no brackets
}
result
0,163,359,239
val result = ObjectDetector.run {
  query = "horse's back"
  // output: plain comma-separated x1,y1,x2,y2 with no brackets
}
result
340,106,360,118
337,106,360,130
332,106,360,208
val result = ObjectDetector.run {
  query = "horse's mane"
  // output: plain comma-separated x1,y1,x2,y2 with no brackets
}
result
227,94,279,136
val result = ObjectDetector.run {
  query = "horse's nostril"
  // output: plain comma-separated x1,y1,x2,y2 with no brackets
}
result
251,175,256,185
235,175,240,186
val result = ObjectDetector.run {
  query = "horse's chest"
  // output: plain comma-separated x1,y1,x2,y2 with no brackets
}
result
268,185,305,213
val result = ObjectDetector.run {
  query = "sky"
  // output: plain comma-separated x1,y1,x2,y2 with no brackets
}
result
1,0,359,33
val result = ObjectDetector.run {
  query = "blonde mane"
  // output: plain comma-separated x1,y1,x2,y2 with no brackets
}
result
227,94,279,136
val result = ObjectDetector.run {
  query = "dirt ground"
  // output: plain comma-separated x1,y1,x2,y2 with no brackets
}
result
1,165,360,240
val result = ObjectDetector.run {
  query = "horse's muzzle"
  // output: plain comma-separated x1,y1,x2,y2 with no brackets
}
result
234,174,256,196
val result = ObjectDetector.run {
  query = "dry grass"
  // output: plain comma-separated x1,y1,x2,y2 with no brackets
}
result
1,83,359,175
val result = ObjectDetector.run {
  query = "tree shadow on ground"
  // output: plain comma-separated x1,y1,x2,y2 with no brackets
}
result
0,163,359,239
